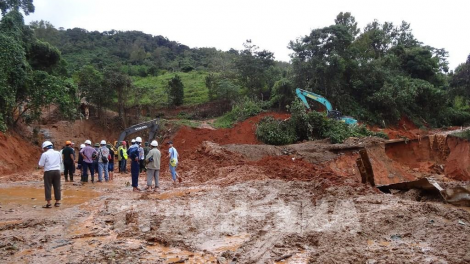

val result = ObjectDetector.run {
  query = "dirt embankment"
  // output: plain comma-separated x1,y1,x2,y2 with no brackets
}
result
445,136,470,181
0,131,41,177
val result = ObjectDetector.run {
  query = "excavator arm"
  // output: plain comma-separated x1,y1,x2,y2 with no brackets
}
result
116,119,159,147
295,88,357,125
295,88,333,111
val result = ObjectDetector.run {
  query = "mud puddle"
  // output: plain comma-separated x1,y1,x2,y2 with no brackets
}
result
0,185,100,207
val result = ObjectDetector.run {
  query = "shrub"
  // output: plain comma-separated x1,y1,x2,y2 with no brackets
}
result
256,99,389,145
256,116,297,145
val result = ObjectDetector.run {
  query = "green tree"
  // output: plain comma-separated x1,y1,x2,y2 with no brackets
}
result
235,40,275,99
270,78,294,110
167,74,184,106
289,12,451,126
103,66,132,127
0,0,34,15
335,12,360,38
76,65,108,117
205,73,218,101
0,10,75,130
450,55,470,98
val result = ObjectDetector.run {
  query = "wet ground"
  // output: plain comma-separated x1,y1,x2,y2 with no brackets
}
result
1,171,469,264
1,114,470,263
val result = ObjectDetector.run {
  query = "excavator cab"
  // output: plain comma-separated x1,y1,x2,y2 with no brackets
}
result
327,110,343,120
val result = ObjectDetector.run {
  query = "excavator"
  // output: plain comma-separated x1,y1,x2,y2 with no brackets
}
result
295,88,357,125
113,119,159,151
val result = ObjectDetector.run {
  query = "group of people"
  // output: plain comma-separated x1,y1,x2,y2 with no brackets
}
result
116,137,179,192
78,139,114,183
37,137,179,208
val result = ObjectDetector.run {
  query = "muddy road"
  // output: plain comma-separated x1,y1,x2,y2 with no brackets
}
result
1,115,470,263
0,173,469,264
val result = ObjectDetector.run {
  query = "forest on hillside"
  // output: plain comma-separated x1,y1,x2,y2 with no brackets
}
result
1,1,470,143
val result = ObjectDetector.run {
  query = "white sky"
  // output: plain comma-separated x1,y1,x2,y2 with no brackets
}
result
24,0,469,70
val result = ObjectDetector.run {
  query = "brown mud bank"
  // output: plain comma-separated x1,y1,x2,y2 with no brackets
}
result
221,132,470,186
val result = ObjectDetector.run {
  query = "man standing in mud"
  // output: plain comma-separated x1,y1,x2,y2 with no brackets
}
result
80,140,97,183
128,138,141,191
38,141,62,208
167,141,179,184
118,141,128,173
97,140,110,182
145,140,161,191
62,141,75,182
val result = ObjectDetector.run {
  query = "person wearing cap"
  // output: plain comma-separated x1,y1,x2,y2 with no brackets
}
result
38,141,62,208
166,141,179,184
118,141,128,173
107,144,115,180
62,140,75,182
97,140,110,182
80,140,98,183
144,140,161,191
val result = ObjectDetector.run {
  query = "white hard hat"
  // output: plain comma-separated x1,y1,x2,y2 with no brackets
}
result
85,139,91,145
42,141,53,149
136,137,142,143
80,144,85,149
131,139,136,143
150,140,158,147
100,140,106,145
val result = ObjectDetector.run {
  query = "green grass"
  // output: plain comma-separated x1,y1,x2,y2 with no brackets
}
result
173,119,199,128
213,111,236,128
132,71,209,107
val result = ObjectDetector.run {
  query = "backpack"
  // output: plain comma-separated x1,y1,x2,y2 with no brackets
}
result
128,147,139,161
99,149,108,163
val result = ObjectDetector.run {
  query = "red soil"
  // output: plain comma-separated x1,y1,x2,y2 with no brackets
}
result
170,112,290,155
445,136,470,181
370,116,422,140
0,131,41,175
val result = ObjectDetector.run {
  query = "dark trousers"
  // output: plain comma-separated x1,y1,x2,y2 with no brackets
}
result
139,160,146,173
120,159,127,173
131,160,139,187
82,162,94,182
118,159,122,172
93,161,98,174
64,161,74,181
44,170,61,201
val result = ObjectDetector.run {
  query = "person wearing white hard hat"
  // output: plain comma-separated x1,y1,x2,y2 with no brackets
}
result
38,141,62,208
80,139,97,183
135,137,145,173
127,137,141,191
144,140,161,191
97,140,110,182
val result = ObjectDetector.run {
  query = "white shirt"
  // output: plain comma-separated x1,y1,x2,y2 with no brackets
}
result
38,149,62,171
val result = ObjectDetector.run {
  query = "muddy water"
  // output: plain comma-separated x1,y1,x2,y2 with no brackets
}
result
0,185,100,207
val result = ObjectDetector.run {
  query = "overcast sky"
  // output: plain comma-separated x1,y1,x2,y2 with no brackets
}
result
24,0,469,70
